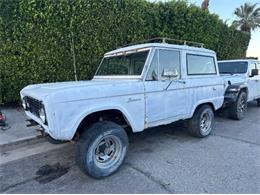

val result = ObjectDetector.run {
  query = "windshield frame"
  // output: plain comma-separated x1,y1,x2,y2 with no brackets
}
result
94,48,151,80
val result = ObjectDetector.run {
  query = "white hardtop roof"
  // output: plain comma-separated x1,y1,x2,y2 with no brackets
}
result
218,59,259,63
105,43,215,56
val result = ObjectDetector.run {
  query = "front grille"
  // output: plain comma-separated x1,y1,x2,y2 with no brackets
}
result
25,96,42,117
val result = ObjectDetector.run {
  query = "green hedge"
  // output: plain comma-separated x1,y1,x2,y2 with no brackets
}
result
0,0,250,104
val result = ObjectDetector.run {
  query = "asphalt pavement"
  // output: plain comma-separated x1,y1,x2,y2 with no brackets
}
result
0,102,259,193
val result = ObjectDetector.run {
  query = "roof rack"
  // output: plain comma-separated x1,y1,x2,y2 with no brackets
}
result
244,57,258,60
122,37,204,48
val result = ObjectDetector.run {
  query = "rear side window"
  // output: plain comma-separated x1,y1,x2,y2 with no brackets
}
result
187,54,216,75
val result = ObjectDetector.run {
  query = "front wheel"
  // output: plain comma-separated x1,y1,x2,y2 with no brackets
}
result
76,121,128,178
228,91,247,120
188,105,214,138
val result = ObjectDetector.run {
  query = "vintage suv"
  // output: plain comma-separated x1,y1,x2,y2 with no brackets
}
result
21,38,225,178
218,59,260,120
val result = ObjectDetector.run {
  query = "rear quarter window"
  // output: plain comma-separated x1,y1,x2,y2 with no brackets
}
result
187,54,216,75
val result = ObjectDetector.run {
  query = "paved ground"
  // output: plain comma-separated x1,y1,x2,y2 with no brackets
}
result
0,102,260,193
0,107,41,146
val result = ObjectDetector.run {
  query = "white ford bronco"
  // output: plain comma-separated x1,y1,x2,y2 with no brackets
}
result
21,38,225,178
218,59,260,120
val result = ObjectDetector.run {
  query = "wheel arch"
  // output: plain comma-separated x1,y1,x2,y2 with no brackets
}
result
239,86,248,95
224,84,248,103
190,102,216,119
225,84,248,94
72,107,133,140
194,102,215,112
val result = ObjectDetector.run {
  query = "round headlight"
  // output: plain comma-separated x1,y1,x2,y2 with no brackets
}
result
22,98,26,109
39,108,46,123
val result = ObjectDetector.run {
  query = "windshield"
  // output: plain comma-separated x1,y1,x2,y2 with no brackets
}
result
96,50,149,76
218,61,248,74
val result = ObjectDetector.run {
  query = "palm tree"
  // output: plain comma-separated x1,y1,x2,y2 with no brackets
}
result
201,0,210,10
232,3,260,33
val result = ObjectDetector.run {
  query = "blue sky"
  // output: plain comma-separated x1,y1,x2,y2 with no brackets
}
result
149,0,260,58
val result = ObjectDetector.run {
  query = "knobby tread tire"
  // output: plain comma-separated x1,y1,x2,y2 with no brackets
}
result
228,91,247,120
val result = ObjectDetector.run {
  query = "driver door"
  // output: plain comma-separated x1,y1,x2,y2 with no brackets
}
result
144,49,187,127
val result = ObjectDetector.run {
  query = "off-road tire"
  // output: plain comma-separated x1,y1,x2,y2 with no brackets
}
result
228,91,247,120
76,121,128,179
257,99,260,107
188,105,214,138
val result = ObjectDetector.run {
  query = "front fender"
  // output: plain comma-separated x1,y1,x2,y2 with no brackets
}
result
73,106,137,135
54,95,145,140
224,84,248,104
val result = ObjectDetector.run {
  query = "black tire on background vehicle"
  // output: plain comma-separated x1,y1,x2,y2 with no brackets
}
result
257,99,260,107
187,104,214,138
76,121,128,179
228,91,247,120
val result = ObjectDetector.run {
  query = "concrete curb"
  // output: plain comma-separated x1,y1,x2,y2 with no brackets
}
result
1,140,71,166
0,135,45,151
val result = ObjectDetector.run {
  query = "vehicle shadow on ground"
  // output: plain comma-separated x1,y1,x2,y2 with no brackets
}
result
215,100,258,120
128,100,259,145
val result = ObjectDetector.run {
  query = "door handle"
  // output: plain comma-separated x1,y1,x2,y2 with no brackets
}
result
212,87,217,91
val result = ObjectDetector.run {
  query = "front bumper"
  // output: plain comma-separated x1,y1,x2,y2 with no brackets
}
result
24,110,57,139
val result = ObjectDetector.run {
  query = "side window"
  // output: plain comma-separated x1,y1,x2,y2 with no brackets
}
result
187,54,216,75
159,50,180,79
146,50,158,81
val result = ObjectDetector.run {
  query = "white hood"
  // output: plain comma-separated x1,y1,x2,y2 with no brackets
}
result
20,79,144,103
220,74,247,87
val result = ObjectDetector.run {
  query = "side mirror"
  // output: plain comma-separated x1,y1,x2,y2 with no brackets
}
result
251,69,259,77
162,68,178,78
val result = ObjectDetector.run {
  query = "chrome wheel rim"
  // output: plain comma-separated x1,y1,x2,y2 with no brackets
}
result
200,110,212,133
238,96,246,113
94,135,122,169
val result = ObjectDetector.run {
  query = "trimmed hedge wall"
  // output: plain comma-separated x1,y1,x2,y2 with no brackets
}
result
0,0,250,104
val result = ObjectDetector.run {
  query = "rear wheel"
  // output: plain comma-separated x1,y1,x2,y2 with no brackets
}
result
228,91,247,120
76,121,128,178
188,105,214,138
